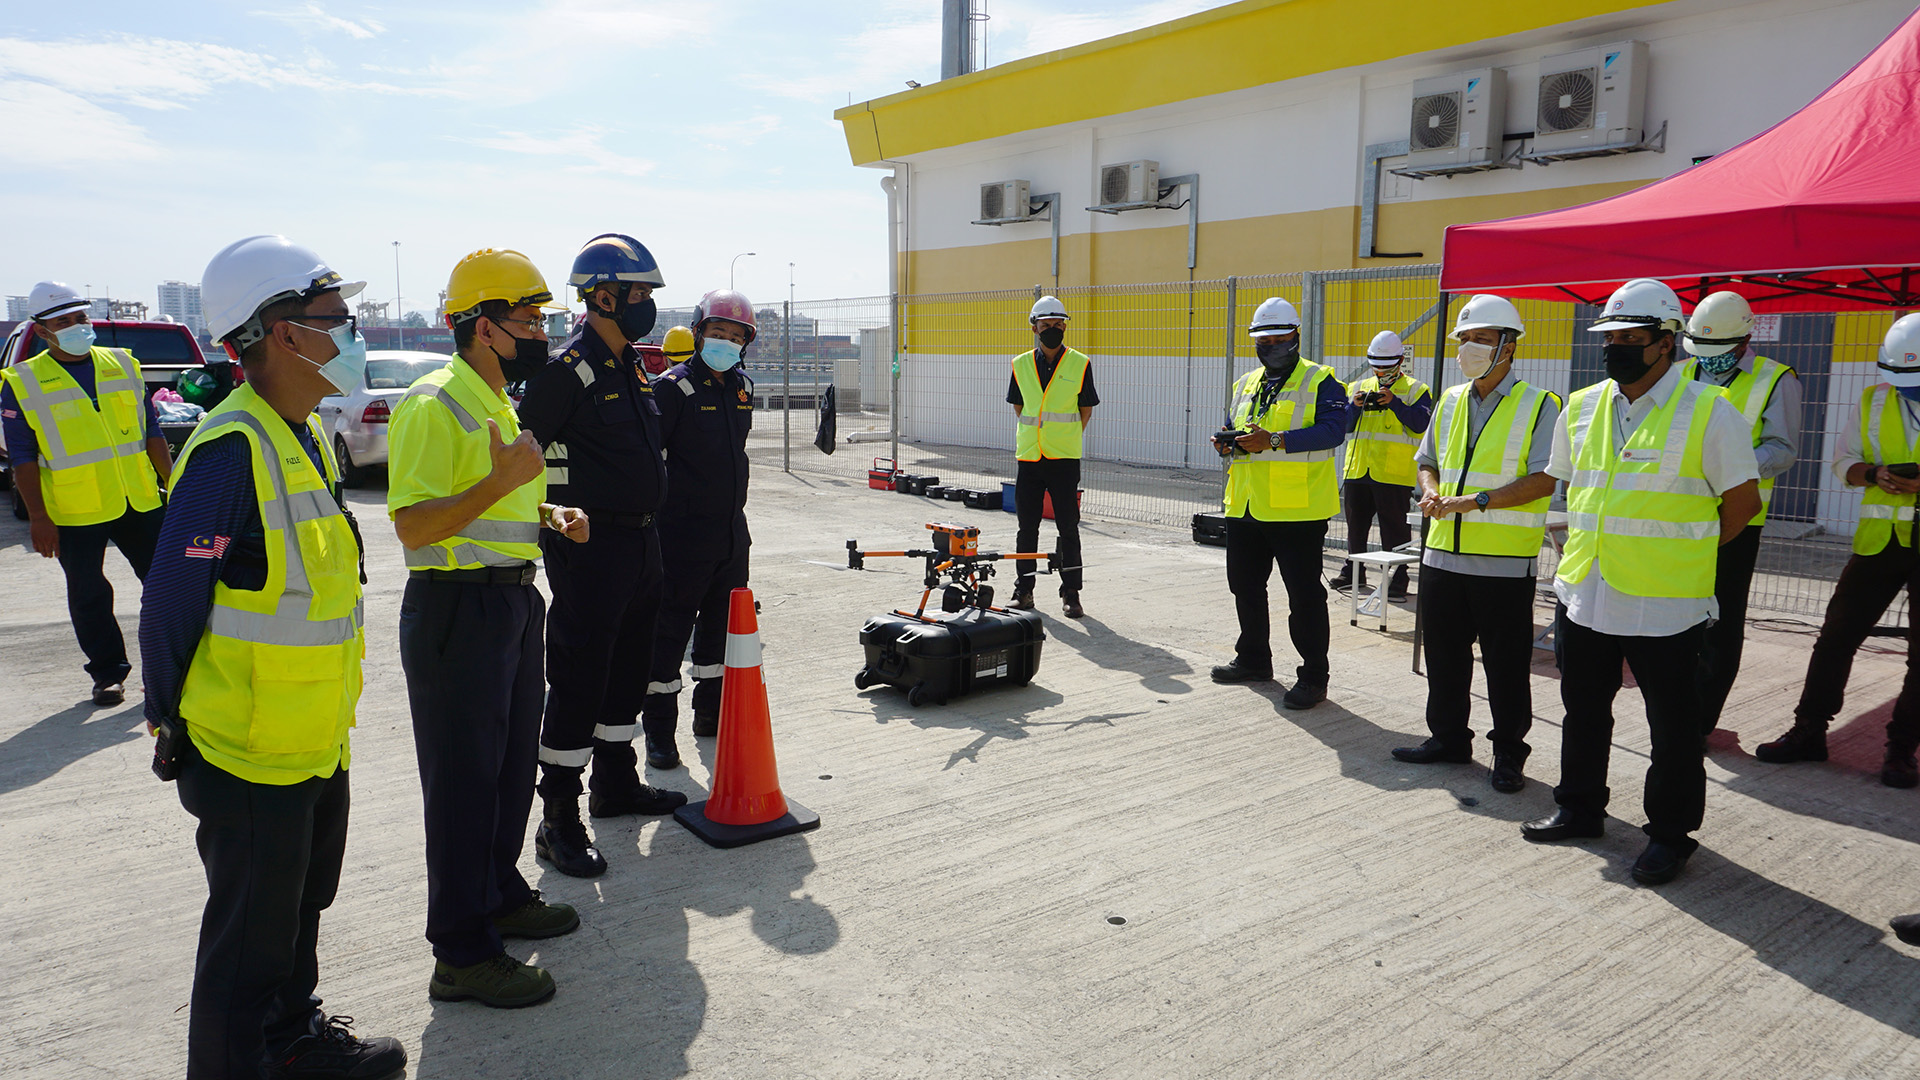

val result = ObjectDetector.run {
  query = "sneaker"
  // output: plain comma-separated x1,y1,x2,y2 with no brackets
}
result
429,954,556,1009
1755,724,1829,763
589,777,690,818
92,681,124,706
1061,591,1084,619
1210,660,1273,684
691,711,720,737
1883,750,1919,789
1008,585,1035,611
267,1014,406,1079
1282,680,1327,710
493,890,581,938
533,820,606,879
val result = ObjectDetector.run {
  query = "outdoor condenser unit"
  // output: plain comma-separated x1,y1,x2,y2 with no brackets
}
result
979,180,1032,222
1405,67,1507,170
1532,40,1649,154
1096,159,1159,206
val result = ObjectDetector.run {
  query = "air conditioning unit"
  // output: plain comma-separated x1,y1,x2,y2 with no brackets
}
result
1097,159,1158,206
1532,40,1649,154
979,180,1032,222
1405,68,1507,170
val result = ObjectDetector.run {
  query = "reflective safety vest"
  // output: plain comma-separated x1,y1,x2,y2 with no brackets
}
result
1012,348,1089,461
1223,362,1341,522
1556,379,1727,599
1427,381,1552,557
1343,372,1429,486
393,364,544,570
174,384,364,786
1853,383,1920,556
1681,354,1793,526
1,347,161,526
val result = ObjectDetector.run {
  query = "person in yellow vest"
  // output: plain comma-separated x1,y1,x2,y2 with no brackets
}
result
1521,279,1760,886
1757,313,1920,787
140,236,404,1078
388,249,590,1008
1331,330,1431,600
1007,294,1096,617
1210,296,1349,709
1391,296,1558,794
0,281,172,705
1675,292,1802,738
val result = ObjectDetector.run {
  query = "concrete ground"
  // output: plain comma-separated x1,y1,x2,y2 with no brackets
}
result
3,446,1918,1080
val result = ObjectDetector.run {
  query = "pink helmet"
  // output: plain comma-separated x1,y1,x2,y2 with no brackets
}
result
694,289,757,345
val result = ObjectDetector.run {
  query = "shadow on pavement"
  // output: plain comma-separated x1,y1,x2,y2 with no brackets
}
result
1711,696,1920,848
1043,613,1195,696
0,699,146,797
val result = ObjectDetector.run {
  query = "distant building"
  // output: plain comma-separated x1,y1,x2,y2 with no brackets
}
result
156,281,205,335
5,296,28,321
86,298,112,319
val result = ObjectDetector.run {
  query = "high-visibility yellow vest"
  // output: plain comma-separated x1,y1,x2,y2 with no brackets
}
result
1,347,161,526
1427,381,1553,557
1012,348,1089,461
390,363,544,570
1223,362,1341,522
1556,379,1727,599
174,384,364,786
1853,383,1920,556
1343,372,1429,486
1681,354,1793,526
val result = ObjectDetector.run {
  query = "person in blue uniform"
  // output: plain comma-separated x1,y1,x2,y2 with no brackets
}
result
516,233,686,879
642,289,757,769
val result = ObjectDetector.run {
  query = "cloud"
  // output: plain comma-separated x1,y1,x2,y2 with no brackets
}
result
0,34,432,108
0,82,162,166
252,3,385,40
456,126,658,178
746,6,943,103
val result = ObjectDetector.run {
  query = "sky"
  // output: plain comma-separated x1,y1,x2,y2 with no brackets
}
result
0,0,1220,320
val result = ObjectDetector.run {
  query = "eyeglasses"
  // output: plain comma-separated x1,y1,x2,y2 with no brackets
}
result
285,313,358,336
490,315,549,337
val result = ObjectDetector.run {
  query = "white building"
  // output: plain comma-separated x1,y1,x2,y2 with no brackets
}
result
5,296,29,321
157,281,205,335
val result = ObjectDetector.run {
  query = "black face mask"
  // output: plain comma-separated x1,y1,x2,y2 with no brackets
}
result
598,290,657,343
1603,338,1663,385
1256,336,1298,375
1035,326,1065,351
493,332,550,384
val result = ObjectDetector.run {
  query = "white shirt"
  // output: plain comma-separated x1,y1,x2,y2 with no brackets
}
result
1415,366,1560,579
1829,387,1920,483
1691,352,1802,481
1547,363,1762,637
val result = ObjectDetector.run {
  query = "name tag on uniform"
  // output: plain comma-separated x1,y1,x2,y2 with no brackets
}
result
601,392,621,403
1620,447,1661,463
700,405,719,412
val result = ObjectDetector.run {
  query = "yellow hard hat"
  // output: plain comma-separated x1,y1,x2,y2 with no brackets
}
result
444,248,562,320
662,325,696,360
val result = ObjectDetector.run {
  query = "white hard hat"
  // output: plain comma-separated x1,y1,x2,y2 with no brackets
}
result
1029,295,1069,323
1685,291,1755,357
1450,294,1525,340
27,281,89,322
1879,312,1920,389
203,235,365,349
1248,296,1300,338
1590,277,1685,333
1366,330,1405,364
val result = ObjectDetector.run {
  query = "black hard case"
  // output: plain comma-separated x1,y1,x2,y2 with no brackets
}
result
856,607,1045,706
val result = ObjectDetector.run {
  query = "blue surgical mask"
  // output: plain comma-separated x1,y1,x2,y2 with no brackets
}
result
52,322,96,355
701,337,743,372
1898,385,1920,403
292,321,368,395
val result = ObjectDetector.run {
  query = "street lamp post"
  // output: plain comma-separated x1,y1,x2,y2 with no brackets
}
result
730,251,756,291
392,241,403,333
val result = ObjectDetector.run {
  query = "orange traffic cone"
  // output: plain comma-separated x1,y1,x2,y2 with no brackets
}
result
675,587,821,848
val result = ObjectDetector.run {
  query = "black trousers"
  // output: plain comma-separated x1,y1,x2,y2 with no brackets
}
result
539,523,662,794
177,744,347,1079
56,504,163,683
1420,564,1534,762
642,539,750,739
1341,477,1412,584
1554,616,1707,852
399,576,543,968
1794,541,1920,752
1695,525,1762,733
1225,514,1330,683
1014,456,1083,592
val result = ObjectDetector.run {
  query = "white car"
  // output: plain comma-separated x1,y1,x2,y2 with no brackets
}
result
317,350,449,486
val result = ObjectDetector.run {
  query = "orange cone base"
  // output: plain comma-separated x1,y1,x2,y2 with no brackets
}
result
674,796,820,850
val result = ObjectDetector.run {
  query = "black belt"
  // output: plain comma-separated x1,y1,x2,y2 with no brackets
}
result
583,509,655,530
419,563,538,586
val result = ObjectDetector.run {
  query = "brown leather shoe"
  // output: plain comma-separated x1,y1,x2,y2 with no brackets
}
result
1061,591,1084,619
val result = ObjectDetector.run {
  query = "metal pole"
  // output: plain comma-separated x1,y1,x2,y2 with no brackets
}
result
1221,276,1237,487
392,241,402,331
783,299,792,472
890,292,901,467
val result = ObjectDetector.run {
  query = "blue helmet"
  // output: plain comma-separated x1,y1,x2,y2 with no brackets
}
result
568,233,664,299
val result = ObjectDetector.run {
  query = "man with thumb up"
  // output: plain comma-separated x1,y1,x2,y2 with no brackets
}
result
388,249,589,1009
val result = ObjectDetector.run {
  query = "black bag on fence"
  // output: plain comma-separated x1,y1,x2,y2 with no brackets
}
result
813,384,837,454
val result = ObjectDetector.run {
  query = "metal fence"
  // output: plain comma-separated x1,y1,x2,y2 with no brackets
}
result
761,265,1903,620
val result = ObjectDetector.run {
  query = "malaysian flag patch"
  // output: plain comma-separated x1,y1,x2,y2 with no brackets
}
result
185,535,231,559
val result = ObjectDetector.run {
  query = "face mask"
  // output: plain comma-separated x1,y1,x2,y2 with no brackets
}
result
618,296,657,342
1370,365,1402,386
51,322,96,355
291,321,368,396
1695,348,1741,377
493,331,550,384
1603,339,1662,386
1255,336,1298,373
1899,385,1920,403
1036,326,1065,351
1456,341,1496,380
701,337,743,371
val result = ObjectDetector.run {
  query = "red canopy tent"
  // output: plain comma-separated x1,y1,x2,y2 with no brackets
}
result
1440,7,1920,312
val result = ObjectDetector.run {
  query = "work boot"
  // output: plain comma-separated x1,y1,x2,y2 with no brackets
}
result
1061,590,1084,619
1282,672,1327,710
589,772,689,817
1892,912,1920,946
1327,569,1359,592
533,818,606,879
1387,569,1409,602
493,890,580,939
428,954,555,1009
1755,722,1829,763
1210,660,1273,684
92,680,124,706
691,711,720,737
266,1014,406,1079
1883,747,1920,789
645,734,681,770
1009,582,1035,610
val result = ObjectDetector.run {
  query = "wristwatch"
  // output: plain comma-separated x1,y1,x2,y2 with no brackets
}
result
1866,464,1883,488
1475,491,1491,512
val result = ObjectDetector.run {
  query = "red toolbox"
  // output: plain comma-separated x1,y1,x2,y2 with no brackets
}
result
1041,488,1083,520
867,457,898,490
